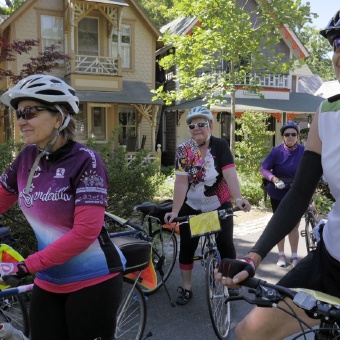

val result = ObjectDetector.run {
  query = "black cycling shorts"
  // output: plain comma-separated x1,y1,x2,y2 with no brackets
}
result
278,236,340,299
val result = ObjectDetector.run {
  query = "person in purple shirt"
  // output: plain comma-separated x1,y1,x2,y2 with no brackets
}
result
0,75,125,340
260,121,304,268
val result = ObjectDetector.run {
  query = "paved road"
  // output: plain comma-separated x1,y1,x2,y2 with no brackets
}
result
143,215,309,340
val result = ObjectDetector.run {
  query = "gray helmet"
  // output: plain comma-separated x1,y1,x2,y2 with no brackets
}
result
186,106,213,124
0,75,79,114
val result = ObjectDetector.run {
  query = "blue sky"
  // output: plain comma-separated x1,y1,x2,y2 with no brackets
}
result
302,1,339,29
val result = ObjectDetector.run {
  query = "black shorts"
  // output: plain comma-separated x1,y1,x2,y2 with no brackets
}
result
278,236,340,299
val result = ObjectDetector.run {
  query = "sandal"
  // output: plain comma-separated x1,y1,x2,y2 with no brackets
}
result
176,287,193,305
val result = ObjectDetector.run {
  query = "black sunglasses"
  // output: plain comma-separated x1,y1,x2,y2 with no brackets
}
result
16,106,59,120
283,133,297,137
188,122,209,130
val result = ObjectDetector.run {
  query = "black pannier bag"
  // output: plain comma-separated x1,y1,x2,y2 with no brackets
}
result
112,237,151,274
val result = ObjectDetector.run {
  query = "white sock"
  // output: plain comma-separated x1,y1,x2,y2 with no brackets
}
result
278,252,285,256
291,253,298,259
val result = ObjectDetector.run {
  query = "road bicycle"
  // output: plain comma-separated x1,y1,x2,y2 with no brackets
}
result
132,200,178,295
226,276,340,339
0,224,151,340
105,201,178,303
172,207,238,340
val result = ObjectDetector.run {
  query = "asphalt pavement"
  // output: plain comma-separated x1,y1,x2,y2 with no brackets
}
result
143,215,309,340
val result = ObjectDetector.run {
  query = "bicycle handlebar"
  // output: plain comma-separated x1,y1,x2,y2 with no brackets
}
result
227,276,340,323
172,207,241,223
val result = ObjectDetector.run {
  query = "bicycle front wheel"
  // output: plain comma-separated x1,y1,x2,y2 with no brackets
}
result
143,228,178,295
0,294,29,337
205,253,231,340
115,277,147,340
304,215,317,253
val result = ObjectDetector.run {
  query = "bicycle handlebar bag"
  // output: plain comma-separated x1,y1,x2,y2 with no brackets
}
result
112,237,151,274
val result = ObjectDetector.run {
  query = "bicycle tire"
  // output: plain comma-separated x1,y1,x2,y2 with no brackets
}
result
115,276,147,340
142,228,177,295
304,214,317,253
205,253,231,340
0,294,29,337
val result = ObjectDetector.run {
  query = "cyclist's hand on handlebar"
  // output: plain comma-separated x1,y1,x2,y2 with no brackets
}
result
235,198,251,212
274,180,285,189
0,262,30,286
164,211,178,225
215,258,255,288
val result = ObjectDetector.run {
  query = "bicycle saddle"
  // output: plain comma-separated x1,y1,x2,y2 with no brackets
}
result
134,200,173,214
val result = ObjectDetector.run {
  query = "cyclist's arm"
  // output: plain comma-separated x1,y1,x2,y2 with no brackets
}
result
0,185,18,213
222,166,251,211
164,173,188,224
25,205,104,273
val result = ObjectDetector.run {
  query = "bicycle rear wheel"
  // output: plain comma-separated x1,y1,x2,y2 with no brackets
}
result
205,253,231,339
0,294,29,337
143,228,177,295
115,277,147,340
304,215,317,253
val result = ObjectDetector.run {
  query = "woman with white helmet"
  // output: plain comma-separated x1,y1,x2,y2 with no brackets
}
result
216,10,340,339
164,106,251,305
0,75,125,339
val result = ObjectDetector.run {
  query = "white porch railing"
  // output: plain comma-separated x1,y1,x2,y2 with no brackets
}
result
75,55,119,75
126,145,162,170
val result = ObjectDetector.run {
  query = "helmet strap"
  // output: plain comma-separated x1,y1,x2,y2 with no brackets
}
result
24,105,70,194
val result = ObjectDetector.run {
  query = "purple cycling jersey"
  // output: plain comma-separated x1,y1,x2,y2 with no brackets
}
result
261,143,305,200
0,141,124,284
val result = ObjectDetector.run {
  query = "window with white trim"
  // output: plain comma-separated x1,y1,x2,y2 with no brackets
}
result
112,24,131,68
118,107,136,145
41,15,64,52
78,18,99,56
91,107,106,141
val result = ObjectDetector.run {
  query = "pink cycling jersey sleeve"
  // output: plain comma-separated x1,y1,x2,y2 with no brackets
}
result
25,205,105,274
0,185,18,214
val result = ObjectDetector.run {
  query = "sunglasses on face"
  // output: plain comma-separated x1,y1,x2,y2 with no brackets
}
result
16,106,59,120
188,122,209,130
334,38,340,52
283,133,297,137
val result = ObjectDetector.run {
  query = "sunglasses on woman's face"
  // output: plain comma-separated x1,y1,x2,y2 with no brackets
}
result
16,106,59,120
188,122,209,130
283,133,297,137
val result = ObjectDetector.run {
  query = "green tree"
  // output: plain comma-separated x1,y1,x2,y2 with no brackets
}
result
235,111,274,175
297,25,335,81
234,111,275,205
154,0,312,153
139,0,175,28
0,0,25,14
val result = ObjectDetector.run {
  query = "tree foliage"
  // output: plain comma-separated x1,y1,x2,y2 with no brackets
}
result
0,34,70,83
138,0,175,28
235,111,274,176
154,0,312,152
297,25,335,81
0,0,24,14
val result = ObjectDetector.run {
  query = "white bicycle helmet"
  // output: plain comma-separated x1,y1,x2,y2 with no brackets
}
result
186,106,213,124
320,10,340,46
0,75,79,114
